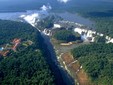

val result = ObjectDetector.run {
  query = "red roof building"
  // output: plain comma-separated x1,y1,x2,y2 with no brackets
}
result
12,38,21,51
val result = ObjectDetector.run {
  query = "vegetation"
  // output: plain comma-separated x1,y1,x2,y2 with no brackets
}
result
0,20,55,85
0,49,54,85
36,15,62,30
0,20,36,45
76,6,113,38
95,17,113,37
94,36,106,43
53,30,81,42
71,43,113,85
89,16,113,38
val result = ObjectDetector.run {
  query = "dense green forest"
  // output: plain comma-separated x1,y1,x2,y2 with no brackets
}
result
0,20,55,85
94,17,113,37
0,20,36,45
53,30,81,42
71,43,113,85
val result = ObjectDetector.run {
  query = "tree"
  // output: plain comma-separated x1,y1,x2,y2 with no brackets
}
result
53,30,80,42
71,43,113,85
95,36,106,43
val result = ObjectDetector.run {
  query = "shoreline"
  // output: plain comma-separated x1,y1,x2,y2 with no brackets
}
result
58,52,93,85
51,38,92,85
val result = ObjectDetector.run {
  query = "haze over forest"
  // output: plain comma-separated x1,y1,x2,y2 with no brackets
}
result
0,0,113,12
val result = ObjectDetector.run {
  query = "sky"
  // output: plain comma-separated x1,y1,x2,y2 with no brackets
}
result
0,0,70,3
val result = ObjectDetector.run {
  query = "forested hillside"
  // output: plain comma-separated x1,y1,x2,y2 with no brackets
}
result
0,20,36,45
71,43,113,85
0,20,55,85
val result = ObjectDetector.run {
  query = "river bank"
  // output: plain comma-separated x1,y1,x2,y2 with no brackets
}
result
51,38,92,85
60,52,93,85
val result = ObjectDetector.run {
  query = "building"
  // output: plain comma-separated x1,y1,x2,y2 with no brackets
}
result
12,38,21,51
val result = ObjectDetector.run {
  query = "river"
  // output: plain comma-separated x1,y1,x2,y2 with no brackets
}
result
40,32,75,85
56,12,94,28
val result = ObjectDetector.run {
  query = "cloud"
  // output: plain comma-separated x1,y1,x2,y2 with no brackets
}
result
40,4,52,11
57,0,70,3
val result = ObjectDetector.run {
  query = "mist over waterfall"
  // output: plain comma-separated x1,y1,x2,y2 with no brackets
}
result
19,4,52,27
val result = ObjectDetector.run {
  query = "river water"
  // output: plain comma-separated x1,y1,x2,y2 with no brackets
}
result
41,33,75,85
0,11,94,27
57,12,94,28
